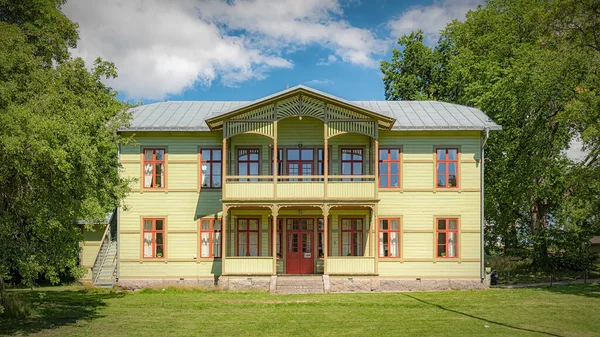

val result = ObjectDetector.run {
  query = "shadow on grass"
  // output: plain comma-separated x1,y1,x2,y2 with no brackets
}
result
535,283,600,299
401,293,563,337
0,289,124,336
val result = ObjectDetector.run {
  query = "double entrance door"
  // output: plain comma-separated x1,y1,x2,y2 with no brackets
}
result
285,218,314,274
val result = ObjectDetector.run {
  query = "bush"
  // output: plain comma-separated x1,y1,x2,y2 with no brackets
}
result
489,256,532,276
0,292,30,318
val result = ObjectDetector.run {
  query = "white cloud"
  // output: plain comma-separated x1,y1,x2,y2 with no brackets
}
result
317,55,339,66
388,0,482,45
63,0,386,100
305,79,334,85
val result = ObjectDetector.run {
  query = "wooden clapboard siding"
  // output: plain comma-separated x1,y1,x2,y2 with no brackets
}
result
377,261,480,278
277,116,324,146
80,225,106,280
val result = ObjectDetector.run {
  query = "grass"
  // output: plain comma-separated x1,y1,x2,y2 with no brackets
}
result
2,284,600,336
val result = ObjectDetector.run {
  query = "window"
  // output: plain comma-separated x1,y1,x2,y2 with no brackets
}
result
436,148,458,188
317,218,330,257
143,218,165,258
379,149,401,188
200,149,222,188
237,218,259,256
275,218,283,258
436,218,458,258
238,148,260,182
341,148,363,181
200,218,221,258
143,148,165,188
270,148,283,176
341,218,363,256
287,148,314,181
379,219,400,258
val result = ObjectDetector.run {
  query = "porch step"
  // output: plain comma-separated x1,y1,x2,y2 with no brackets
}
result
273,276,325,294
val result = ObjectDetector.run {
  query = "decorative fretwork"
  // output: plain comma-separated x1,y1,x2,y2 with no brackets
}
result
224,121,274,139
300,96,326,120
328,121,377,139
230,104,275,121
326,104,365,120
277,96,302,119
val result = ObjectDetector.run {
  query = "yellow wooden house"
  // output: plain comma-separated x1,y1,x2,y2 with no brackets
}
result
82,86,501,292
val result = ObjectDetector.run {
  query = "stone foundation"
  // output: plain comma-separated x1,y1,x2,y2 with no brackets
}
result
116,277,217,290
114,276,485,292
328,277,486,293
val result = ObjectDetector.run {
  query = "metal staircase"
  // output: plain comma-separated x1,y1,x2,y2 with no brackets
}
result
92,222,117,289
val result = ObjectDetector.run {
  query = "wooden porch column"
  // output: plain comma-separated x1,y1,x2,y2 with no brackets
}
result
271,205,279,275
222,137,227,198
374,138,379,199
323,123,329,198
273,120,278,198
322,205,330,274
221,204,229,275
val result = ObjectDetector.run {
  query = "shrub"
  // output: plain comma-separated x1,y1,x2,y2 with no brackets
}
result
0,292,30,318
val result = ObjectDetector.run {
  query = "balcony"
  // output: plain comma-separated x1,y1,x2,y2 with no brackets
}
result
223,175,377,201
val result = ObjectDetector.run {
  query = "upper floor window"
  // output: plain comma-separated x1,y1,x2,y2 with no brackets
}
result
287,148,314,181
341,218,363,256
200,149,222,188
341,148,363,181
143,218,165,258
237,218,260,256
238,148,260,182
436,148,458,188
436,218,458,258
270,148,284,175
379,218,400,258
200,218,221,258
379,148,401,188
143,148,165,188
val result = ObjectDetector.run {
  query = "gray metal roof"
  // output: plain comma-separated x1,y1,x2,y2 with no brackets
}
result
122,86,501,132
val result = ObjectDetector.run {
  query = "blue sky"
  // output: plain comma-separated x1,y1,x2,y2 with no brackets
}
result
63,0,482,103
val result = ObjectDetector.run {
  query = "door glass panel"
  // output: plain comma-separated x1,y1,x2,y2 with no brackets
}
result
353,162,362,175
249,233,258,256
289,234,298,252
302,234,311,253
238,233,247,256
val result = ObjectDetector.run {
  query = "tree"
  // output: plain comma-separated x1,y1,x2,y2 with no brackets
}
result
381,0,600,269
0,0,130,289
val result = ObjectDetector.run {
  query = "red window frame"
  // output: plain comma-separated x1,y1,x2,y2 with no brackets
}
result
341,148,363,181
238,148,260,182
237,218,260,256
270,148,283,176
341,218,363,256
200,218,222,258
378,218,401,258
379,148,401,188
317,218,330,257
200,148,222,189
286,148,314,181
436,218,459,258
143,148,166,188
436,148,459,188
142,218,165,259
275,218,283,258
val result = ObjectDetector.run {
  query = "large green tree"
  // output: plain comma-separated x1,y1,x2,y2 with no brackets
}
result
0,0,130,288
381,0,600,268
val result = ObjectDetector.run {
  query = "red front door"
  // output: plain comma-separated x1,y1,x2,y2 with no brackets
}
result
286,219,314,274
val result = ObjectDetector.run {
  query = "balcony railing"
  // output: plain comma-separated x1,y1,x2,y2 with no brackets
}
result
223,175,376,200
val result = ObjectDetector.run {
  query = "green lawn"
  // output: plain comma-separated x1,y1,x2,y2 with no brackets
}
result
2,284,599,336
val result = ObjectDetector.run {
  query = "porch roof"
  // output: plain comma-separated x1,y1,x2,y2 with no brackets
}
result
121,85,501,132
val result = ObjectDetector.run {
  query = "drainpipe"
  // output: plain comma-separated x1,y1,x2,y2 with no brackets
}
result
481,127,490,281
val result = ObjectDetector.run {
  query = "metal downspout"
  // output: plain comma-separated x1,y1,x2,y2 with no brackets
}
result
481,128,490,281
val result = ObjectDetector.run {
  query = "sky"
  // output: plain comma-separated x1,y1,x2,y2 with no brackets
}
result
62,0,483,104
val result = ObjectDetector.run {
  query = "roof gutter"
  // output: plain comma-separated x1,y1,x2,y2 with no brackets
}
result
481,127,490,283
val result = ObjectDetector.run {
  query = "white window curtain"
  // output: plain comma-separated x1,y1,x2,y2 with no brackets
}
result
144,163,153,187
143,232,153,257
201,232,210,257
448,232,457,257
390,232,399,257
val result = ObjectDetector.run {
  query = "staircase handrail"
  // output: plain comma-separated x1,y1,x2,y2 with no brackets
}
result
92,223,112,284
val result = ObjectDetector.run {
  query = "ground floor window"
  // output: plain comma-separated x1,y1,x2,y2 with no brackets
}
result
436,218,458,258
200,218,221,258
143,218,165,258
379,218,400,257
237,218,260,256
341,218,363,256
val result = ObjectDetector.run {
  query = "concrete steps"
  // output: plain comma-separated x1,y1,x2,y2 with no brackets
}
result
273,276,325,294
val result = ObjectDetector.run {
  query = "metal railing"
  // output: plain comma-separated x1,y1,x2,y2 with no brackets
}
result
91,223,113,285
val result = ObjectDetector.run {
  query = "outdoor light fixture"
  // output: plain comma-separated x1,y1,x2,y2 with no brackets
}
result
298,143,303,148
